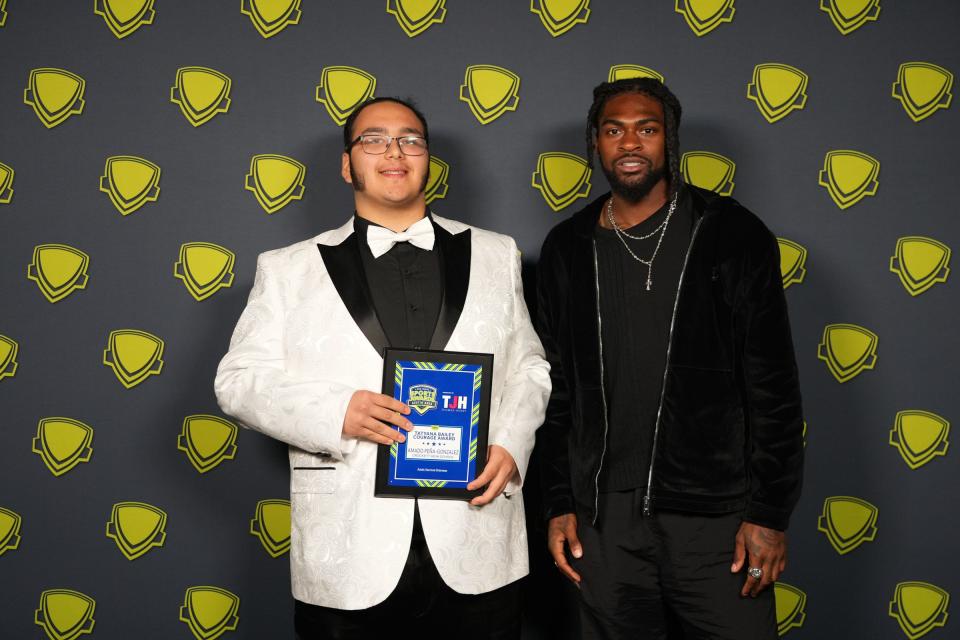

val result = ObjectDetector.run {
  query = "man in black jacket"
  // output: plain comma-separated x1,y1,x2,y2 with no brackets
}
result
536,77,804,638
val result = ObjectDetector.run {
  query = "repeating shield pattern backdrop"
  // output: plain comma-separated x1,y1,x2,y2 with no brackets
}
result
1,2,957,639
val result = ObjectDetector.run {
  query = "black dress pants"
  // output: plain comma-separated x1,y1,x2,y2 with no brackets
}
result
573,489,777,640
294,505,521,640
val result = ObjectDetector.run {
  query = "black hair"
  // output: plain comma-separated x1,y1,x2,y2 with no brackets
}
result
585,78,683,196
342,96,430,150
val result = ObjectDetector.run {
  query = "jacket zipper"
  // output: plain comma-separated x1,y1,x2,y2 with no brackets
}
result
641,215,705,517
591,239,609,526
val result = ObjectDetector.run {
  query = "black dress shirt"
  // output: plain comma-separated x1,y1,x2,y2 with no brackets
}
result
353,214,443,350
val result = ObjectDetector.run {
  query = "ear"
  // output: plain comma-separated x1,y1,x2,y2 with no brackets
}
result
341,152,352,185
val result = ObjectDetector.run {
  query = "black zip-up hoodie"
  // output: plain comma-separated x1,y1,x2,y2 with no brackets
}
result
535,185,804,530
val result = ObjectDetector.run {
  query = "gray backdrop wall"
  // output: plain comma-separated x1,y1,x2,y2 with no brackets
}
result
1,1,957,639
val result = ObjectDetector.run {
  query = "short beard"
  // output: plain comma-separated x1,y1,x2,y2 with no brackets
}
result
601,162,666,203
348,159,430,195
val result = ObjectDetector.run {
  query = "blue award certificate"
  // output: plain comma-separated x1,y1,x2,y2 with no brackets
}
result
375,348,493,500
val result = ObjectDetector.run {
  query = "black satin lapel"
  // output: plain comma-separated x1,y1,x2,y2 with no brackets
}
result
317,236,389,357
429,224,471,350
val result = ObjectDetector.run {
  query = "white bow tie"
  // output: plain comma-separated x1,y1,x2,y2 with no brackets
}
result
366,216,436,258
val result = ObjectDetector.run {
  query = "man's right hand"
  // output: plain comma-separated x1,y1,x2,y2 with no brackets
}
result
547,513,583,585
342,391,413,445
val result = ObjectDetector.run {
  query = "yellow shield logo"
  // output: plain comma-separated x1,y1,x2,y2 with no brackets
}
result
102,329,165,389
94,0,155,39
24,68,86,129
777,238,807,290
241,0,301,38
0,334,19,381
315,66,376,126
425,156,450,204
819,0,880,35
817,496,878,555
892,62,953,123
889,582,950,640
0,0,7,27
250,499,291,558
747,63,808,124
818,150,879,210
608,64,665,83
675,0,736,36
0,161,14,203
680,151,735,196
889,410,949,471
27,244,90,303
817,323,878,383
99,155,161,216
387,0,446,37
178,415,239,473
171,67,232,127
35,589,96,640
530,0,590,37
532,152,592,211
244,154,305,214
32,417,94,477
179,586,240,640
0,506,22,556
459,65,521,125
774,582,806,636
174,242,236,301
106,501,166,560
890,236,950,297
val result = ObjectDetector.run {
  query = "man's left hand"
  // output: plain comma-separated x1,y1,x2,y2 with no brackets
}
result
467,445,518,507
731,522,786,597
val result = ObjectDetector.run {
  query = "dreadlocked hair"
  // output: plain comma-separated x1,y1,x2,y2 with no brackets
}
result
585,78,683,197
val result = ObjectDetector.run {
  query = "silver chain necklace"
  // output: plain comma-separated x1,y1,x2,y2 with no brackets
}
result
606,193,677,291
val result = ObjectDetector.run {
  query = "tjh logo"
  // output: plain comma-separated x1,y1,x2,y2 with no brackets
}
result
106,501,167,560
889,410,949,471
817,496,878,555
94,0,155,39
250,499,291,558
178,415,239,473
817,323,878,383
174,242,236,301
32,417,94,477
241,0,301,38
245,154,306,214
747,63,808,123
27,244,90,303
675,0,735,37
387,0,446,37
35,589,96,640
818,150,880,210
179,586,240,640
100,155,161,216
530,0,590,37
532,152,592,211
171,67,232,127
892,62,953,122
459,65,520,125
819,0,880,35
102,329,165,389
776,238,807,290
316,66,376,126
24,68,85,128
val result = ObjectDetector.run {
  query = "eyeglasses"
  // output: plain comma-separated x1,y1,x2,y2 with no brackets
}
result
349,134,429,156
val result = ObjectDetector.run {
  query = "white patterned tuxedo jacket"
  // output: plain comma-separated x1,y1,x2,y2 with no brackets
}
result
214,214,551,609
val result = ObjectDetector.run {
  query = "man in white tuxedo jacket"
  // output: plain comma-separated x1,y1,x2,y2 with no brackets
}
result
214,97,550,639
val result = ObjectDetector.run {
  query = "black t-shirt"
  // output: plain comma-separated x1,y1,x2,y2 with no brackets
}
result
593,188,694,492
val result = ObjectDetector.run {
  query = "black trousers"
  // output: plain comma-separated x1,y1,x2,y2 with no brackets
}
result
294,506,521,640
573,490,777,640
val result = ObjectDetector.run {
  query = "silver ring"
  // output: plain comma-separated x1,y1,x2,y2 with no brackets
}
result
747,566,763,579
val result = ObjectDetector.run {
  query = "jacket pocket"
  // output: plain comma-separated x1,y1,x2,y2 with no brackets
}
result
290,466,337,494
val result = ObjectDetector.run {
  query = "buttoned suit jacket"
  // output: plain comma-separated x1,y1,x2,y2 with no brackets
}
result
214,214,551,609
